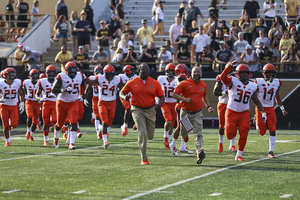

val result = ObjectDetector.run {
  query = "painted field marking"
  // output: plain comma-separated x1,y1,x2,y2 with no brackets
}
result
72,190,86,194
209,193,223,196
123,149,300,200
280,194,293,198
2,190,20,193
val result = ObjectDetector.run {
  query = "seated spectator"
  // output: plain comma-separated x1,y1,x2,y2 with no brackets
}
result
14,43,25,67
54,14,69,49
118,33,133,55
165,40,175,55
110,38,119,58
274,16,287,33
252,18,268,42
253,30,271,56
233,32,249,61
122,21,135,42
279,30,296,59
240,45,258,72
139,42,158,71
240,14,253,45
123,46,137,68
214,41,234,71
269,23,281,71
281,47,300,72
158,45,173,72
198,46,214,71
259,45,275,69
74,12,92,53
111,48,123,71
177,46,191,68
230,19,242,33
54,45,73,71
92,46,109,67
220,20,229,35
22,47,44,71
73,45,89,71
224,33,233,50
107,14,121,39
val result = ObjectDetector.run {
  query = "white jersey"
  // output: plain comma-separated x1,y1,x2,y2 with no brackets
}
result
227,76,258,112
0,79,21,106
157,75,176,103
255,78,281,108
57,72,84,103
96,75,121,101
216,74,229,104
118,74,137,97
23,79,39,102
38,78,57,102
89,75,99,97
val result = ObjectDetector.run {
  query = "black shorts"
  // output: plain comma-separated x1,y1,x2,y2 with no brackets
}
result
17,20,29,28
7,22,15,28
77,37,90,46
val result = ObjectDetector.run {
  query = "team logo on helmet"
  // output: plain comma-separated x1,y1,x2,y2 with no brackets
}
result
235,64,250,81
3,68,17,80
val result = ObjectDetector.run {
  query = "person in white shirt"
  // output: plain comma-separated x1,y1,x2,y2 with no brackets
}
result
169,16,184,60
158,46,173,72
263,0,277,31
154,1,166,41
233,32,249,61
117,33,133,54
192,25,210,62
240,45,258,72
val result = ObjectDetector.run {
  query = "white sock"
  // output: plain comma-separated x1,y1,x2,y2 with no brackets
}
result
168,134,172,143
30,131,34,137
103,134,108,143
219,134,224,144
164,130,169,138
171,138,177,146
98,124,102,132
107,126,111,133
95,120,100,133
66,130,70,144
6,137,11,143
54,129,60,138
230,137,236,146
125,123,128,127
180,138,186,149
77,124,80,130
269,136,276,152
44,136,48,142
70,131,77,144
27,127,31,133
236,150,243,157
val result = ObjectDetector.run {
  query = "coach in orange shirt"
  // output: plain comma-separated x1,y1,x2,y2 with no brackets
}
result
120,63,165,165
172,66,214,165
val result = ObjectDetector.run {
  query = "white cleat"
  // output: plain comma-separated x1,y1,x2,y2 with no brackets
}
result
179,147,193,154
103,141,109,149
69,143,76,150
53,138,59,148
169,143,178,156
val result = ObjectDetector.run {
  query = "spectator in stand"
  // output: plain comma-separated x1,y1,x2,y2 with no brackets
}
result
55,0,68,21
96,20,112,61
118,33,133,55
215,41,234,71
268,22,281,71
83,0,96,38
183,0,204,31
203,16,214,35
31,0,40,27
73,45,89,71
263,0,277,31
208,0,219,20
14,43,25,67
111,48,123,71
122,21,135,43
240,45,258,72
109,0,119,14
192,25,210,62
198,46,214,71
290,26,300,44
123,46,137,68
5,0,16,38
240,14,253,45
231,20,242,34
22,47,44,71
110,38,119,58
234,32,249,61
178,1,187,25
54,45,73,71
147,42,158,71
137,45,155,71
281,47,300,72
158,45,173,72
70,11,79,55
154,1,166,41
187,20,199,42
229,27,238,42
279,30,296,59
116,0,126,31
169,16,184,60
165,40,175,55
224,33,233,50
152,0,159,32
220,20,229,35
74,12,92,53
208,19,220,42
259,45,275,69
174,27,192,56
210,27,223,53
16,0,29,37
242,0,260,26
274,16,287,33
54,15,69,49
177,46,191,68
92,46,109,67
253,30,271,58
284,0,300,25
107,14,121,39
137,19,155,52
253,18,268,41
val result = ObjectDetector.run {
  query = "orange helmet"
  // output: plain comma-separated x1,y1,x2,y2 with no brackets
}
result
177,74,187,83
103,64,115,81
175,64,189,76
0,70,4,78
235,64,250,81
29,69,39,80
262,63,276,81
3,68,17,80
39,73,46,79
123,65,134,75
46,65,57,79
166,63,176,78
65,61,77,79
94,65,103,75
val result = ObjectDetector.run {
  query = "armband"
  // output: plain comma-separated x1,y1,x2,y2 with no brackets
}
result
280,106,285,111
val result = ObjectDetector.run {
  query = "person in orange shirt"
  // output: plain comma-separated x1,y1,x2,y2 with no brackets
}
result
172,66,214,165
120,63,165,165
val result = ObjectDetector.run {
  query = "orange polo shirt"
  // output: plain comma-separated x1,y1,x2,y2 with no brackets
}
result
173,77,207,112
121,76,164,108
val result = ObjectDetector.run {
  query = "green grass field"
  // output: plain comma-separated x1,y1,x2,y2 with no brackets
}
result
0,125,299,200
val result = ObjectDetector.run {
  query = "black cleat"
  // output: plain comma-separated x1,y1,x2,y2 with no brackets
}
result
197,150,205,164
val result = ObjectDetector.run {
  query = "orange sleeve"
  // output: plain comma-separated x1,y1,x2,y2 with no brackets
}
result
121,80,131,95
173,81,184,94
79,82,86,95
220,65,232,85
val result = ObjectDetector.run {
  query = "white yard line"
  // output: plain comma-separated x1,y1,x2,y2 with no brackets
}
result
2,190,20,193
123,149,300,200
72,190,87,194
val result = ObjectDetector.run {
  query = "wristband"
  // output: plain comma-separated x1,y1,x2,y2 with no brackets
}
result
207,105,211,109
61,89,64,93
280,106,285,111
222,90,228,96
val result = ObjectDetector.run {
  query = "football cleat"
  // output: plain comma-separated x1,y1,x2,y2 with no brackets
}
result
197,150,205,164
141,159,150,165
53,138,59,148
69,143,76,150
63,133,67,140
235,156,244,161
29,136,34,141
97,131,102,140
229,145,237,152
44,141,49,146
268,151,276,158
5,142,10,147
133,124,137,130
77,129,82,138
121,124,128,137
169,142,178,156
103,141,109,149
65,143,69,148
26,132,30,139
179,147,193,154
164,137,169,149
61,125,67,134
218,143,223,153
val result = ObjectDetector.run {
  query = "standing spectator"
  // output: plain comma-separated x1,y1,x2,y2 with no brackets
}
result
16,0,29,37
290,26,300,44
158,46,173,72
169,16,184,59
118,33,133,55
174,27,192,56
54,15,69,49
151,0,159,31
231,20,242,33
70,11,79,55
116,0,126,31
263,0,277,31
6,0,16,38
109,0,119,14
208,0,219,20
55,0,68,21
274,16,287,33
31,0,40,27
220,20,229,35
138,42,158,71
240,14,253,45
22,47,44,70
177,46,191,68
172,67,214,165
240,45,258,72
14,43,25,67
210,27,223,53
178,1,187,25
198,46,214,71
241,0,260,26
279,30,296,59
96,20,112,61
253,30,271,57
203,16,214,35
183,0,204,31
268,23,281,71
192,25,210,62
73,45,89,71
122,21,135,43
215,41,234,71
224,33,233,50
110,38,119,58
187,20,199,42
281,47,300,72
259,46,275,69
111,48,123,71
107,14,121,39
137,19,155,52
54,45,73,71
83,0,96,38
233,32,249,61
154,1,165,41
74,12,92,53
123,46,137,68
120,63,165,165
92,46,109,67
229,27,239,42
284,0,300,25
253,18,268,41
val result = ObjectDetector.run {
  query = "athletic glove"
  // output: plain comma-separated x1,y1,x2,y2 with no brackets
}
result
78,95,83,102
49,93,56,98
262,112,267,123
84,99,89,107
19,102,25,114
61,86,72,93
39,97,46,102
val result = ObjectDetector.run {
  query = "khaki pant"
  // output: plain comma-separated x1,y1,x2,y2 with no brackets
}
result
180,109,204,154
131,105,156,161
